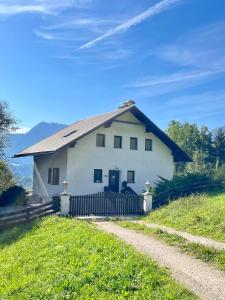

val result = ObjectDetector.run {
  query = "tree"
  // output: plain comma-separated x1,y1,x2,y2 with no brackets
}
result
166,121,215,174
0,100,17,158
0,161,15,193
0,100,17,194
213,129,225,170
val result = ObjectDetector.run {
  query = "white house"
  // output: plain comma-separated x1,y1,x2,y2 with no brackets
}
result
15,101,190,201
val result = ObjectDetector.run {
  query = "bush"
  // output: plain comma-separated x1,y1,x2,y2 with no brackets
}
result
52,195,61,212
0,185,27,207
0,161,15,194
153,173,220,207
214,165,225,184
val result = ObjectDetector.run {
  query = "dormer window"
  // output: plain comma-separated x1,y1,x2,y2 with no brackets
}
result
96,134,105,147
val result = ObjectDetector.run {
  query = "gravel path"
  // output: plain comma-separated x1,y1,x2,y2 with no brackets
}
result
136,221,225,251
96,222,225,300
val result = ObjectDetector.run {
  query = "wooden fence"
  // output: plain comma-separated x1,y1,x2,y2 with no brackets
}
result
70,192,144,216
0,201,55,229
153,181,222,208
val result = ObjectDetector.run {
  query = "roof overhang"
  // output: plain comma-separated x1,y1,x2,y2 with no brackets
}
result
14,105,192,162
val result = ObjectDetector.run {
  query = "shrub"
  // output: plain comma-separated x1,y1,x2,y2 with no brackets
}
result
0,161,15,194
214,165,225,184
52,195,61,212
0,185,27,207
153,173,219,207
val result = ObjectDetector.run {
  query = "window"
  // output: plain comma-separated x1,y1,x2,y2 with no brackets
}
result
130,137,138,150
96,134,105,147
145,139,152,151
52,168,60,185
94,169,103,183
48,168,60,185
48,168,52,184
127,171,135,183
114,135,122,148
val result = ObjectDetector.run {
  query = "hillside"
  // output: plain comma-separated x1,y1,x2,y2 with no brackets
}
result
8,122,67,187
145,192,225,242
0,217,194,299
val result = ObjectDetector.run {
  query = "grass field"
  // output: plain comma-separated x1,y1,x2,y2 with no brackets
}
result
118,221,225,272
145,192,225,242
0,217,196,299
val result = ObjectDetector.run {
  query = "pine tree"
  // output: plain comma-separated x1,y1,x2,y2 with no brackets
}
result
213,129,225,170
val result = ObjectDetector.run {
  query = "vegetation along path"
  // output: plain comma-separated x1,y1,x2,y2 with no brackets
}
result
96,222,225,300
135,221,225,251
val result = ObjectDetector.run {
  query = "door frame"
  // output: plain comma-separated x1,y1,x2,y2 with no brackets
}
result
108,170,120,192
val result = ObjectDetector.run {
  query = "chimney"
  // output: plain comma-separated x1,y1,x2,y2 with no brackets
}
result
118,100,135,109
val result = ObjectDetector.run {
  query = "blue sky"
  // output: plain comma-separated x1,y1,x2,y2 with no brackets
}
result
0,0,225,132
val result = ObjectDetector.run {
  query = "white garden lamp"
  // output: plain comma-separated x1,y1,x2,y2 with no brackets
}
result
145,180,151,193
62,180,69,195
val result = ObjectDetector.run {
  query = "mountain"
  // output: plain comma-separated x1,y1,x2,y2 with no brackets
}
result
7,122,67,187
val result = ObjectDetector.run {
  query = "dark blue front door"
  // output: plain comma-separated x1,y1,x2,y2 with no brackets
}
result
108,170,120,192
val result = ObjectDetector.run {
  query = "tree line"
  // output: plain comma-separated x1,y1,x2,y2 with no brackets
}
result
167,121,225,175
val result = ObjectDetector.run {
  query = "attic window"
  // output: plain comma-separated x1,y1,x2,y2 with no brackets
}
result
63,130,77,138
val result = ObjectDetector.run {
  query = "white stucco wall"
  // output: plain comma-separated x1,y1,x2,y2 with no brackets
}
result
33,148,67,201
67,112,174,195
33,111,174,198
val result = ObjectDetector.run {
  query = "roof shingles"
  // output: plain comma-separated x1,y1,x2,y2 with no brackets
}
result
14,104,191,162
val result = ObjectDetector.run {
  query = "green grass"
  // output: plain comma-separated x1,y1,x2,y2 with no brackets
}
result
145,192,225,242
0,216,196,300
118,221,225,272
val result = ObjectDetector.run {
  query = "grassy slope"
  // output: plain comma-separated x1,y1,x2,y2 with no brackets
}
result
118,221,225,272
0,217,195,300
145,192,225,242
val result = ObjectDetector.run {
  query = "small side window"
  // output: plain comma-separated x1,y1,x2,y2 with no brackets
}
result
52,168,60,185
96,134,105,147
94,169,103,183
48,168,52,184
145,139,152,151
127,170,135,183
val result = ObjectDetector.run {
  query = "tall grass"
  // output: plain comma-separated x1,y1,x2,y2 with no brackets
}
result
0,216,195,299
145,192,225,242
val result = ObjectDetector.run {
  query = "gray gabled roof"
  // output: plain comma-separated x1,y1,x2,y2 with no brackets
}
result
14,104,191,162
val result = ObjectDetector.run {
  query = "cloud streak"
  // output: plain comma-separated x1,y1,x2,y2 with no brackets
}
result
78,0,181,50
125,69,225,88
0,0,92,16
0,4,50,15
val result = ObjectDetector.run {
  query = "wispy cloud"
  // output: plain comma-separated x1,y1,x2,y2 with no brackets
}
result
125,69,225,88
125,21,225,97
156,21,225,70
78,0,181,50
34,30,55,40
0,0,92,16
156,90,225,122
0,4,50,15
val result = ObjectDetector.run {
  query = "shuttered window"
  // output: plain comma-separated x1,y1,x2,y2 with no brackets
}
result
48,168,60,185
48,168,52,184
52,168,60,185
